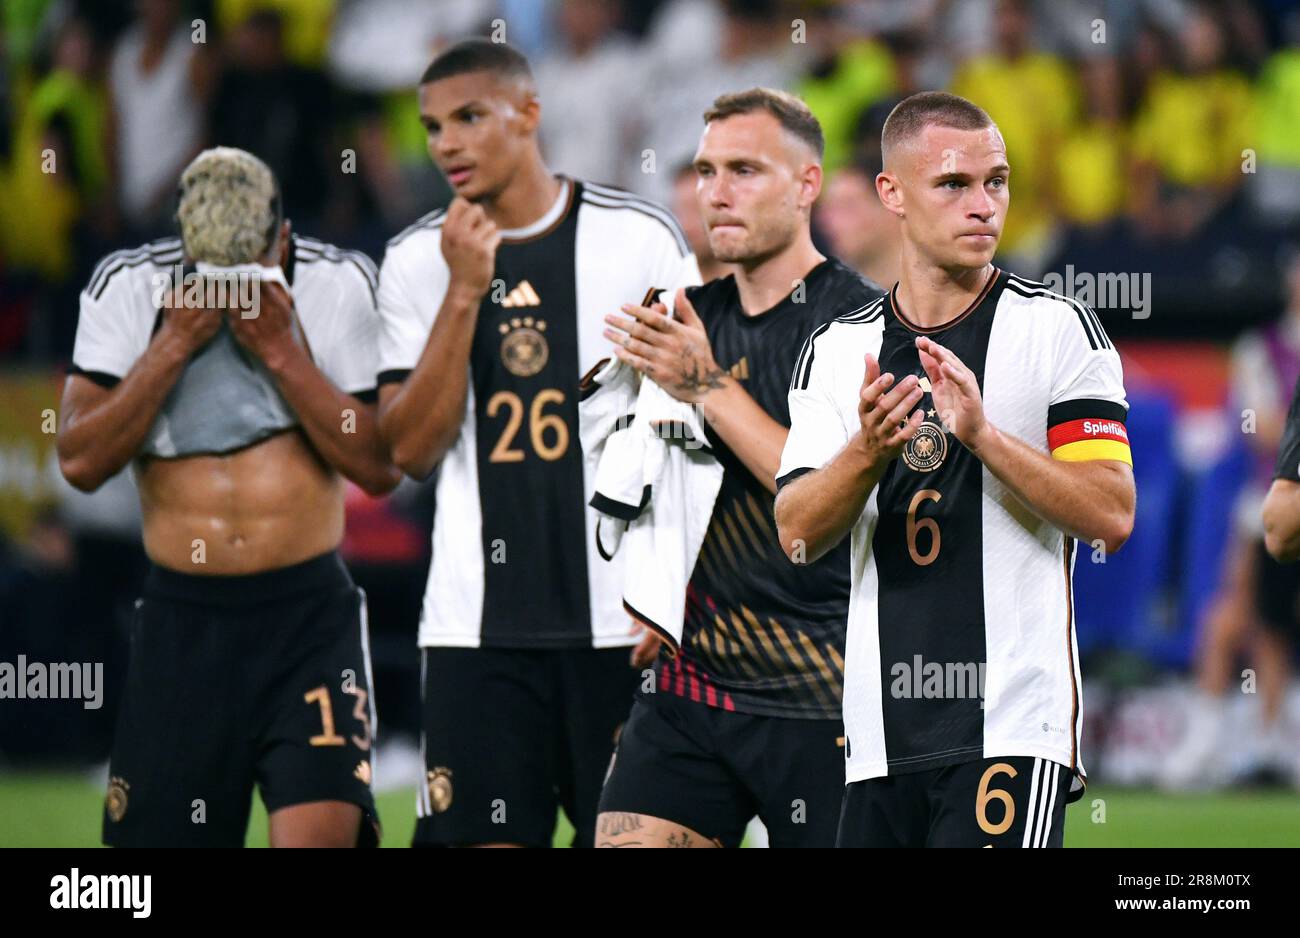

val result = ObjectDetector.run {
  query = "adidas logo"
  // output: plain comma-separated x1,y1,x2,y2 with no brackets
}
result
728,357,749,380
502,280,541,308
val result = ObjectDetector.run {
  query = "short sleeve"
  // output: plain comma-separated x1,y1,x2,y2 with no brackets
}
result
1046,302,1132,466
1273,375,1300,482
376,239,447,381
777,324,850,489
70,271,153,383
312,257,380,396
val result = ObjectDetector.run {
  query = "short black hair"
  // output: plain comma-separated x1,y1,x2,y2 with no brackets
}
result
420,38,533,86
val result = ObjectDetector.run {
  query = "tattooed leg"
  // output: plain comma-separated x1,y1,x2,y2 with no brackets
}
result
595,812,719,848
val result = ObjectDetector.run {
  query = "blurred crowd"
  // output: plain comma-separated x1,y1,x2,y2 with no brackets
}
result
3,0,1300,776
0,0,1298,363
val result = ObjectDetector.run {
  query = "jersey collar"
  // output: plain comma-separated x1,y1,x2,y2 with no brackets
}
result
889,266,1002,335
498,177,574,243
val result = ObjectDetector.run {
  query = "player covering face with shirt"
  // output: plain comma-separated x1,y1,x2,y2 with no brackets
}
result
58,147,399,847
775,92,1136,847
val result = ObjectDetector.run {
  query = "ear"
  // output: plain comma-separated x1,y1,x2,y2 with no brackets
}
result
876,171,904,218
276,219,291,268
517,87,542,136
799,161,823,212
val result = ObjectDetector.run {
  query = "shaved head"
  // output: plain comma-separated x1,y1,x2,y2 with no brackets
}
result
881,92,996,171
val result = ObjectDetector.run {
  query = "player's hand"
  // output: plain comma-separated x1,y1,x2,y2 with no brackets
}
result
604,288,725,404
629,619,663,668
226,279,299,370
157,289,222,356
853,353,926,465
440,196,500,301
916,336,987,448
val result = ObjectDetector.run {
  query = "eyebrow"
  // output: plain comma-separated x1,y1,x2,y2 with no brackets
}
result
420,101,486,128
932,164,1011,181
695,156,765,171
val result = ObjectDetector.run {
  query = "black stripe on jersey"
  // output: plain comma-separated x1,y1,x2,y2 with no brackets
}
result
837,296,886,323
790,297,883,391
92,248,183,300
578,357,613,401
88,240,183,299
377,368,411,386
774,466,814,490
590,486,650,521
386,208,447,248
294,240,379,304
579,186,688,251
1006,279,1098,349
87,238,182,294
872,272,1001,773
1005,276,1113,351
791,323,832,392
471,186,592,645
296,235,379,284
579,187,690,256
582,181,690,246
1047,398,1128,428
67,364,121,388
1064,537,1082,782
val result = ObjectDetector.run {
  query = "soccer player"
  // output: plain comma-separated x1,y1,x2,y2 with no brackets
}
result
57,147,400,847
774,91,1137,847
374,40,699,848
595,89,883,848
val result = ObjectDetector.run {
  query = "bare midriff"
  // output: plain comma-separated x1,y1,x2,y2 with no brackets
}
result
138,430,343,575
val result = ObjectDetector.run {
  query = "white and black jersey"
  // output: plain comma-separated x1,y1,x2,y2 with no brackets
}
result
376,177,701,649
777,269,1132,798
71,234,380,398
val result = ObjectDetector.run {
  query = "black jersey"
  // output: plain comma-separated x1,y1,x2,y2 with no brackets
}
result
655,257,884,718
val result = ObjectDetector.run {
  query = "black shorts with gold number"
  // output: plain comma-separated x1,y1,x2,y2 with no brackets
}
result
102,552,379,847
414,645,639,847
837,755,1071,848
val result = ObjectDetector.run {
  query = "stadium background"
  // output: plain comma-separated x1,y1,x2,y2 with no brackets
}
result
1,0,1298,846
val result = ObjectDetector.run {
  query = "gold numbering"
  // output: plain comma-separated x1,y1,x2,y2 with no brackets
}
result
349,686,372,751
906,488,942,566
306,684,371,749
487,389,569,463
975,762,1017,836
304,685,345,746
487,391,525,463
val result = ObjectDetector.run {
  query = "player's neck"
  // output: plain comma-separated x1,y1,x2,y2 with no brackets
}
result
894,255,995,330
734,233,825,317
481,155,562,232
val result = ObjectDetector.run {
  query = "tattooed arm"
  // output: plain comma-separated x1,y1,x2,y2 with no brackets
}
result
604,288,788,495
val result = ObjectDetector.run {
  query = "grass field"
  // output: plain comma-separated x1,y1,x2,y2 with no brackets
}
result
1,772,1297,846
